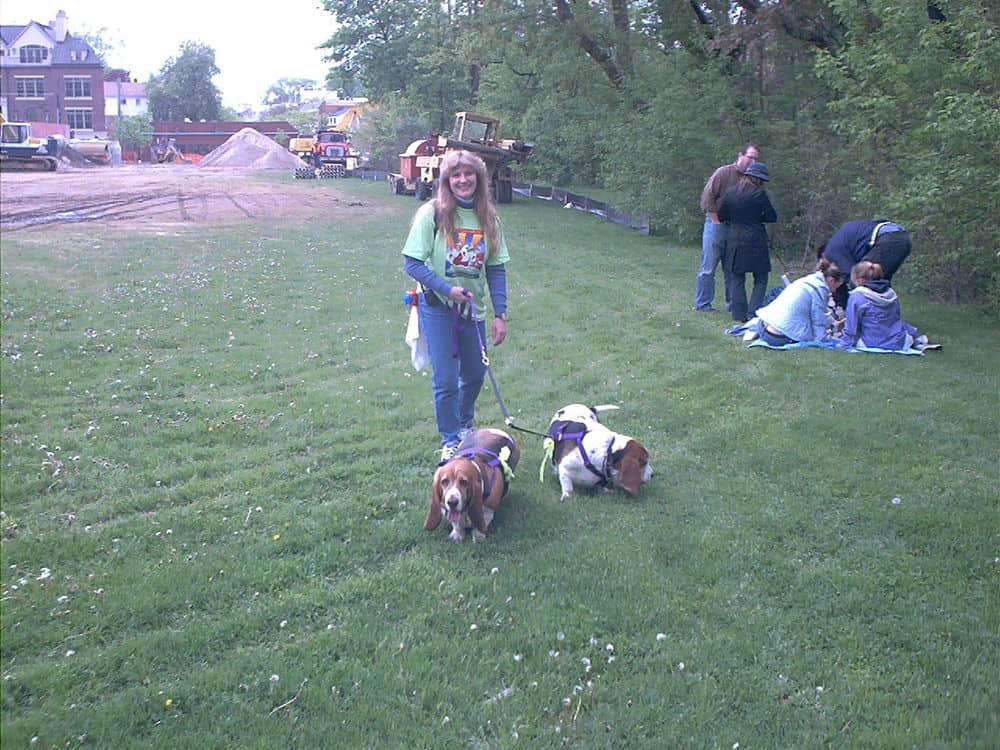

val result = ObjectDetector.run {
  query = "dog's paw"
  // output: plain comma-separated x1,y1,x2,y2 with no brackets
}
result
471,529,487,542
447,529,465,542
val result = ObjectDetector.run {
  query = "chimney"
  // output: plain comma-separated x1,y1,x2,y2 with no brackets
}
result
54,10,68,42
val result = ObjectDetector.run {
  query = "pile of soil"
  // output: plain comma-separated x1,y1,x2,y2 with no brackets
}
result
199,127,308,170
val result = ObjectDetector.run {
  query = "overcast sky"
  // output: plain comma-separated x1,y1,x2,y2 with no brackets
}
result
0,2,339,108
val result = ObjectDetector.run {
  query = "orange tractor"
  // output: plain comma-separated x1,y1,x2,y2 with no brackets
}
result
390,112,534,203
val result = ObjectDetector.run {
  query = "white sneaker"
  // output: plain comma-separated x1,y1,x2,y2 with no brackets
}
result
440,443,459,463
456,426,475,444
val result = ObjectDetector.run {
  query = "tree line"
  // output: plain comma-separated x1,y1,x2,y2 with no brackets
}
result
322,0,998,305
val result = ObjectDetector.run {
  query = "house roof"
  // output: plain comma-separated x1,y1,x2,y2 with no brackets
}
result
0,21,102,66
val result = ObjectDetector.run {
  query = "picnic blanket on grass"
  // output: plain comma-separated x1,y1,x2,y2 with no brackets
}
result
726,322,927,355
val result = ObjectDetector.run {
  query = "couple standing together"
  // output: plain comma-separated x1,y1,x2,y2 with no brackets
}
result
694,143,774,322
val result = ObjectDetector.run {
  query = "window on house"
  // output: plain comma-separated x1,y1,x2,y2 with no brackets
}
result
19,45,48,63
15,77,45,98
65,77,92,98
66,108,93,129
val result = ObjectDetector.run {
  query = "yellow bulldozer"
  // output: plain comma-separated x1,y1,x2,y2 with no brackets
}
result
0,112,65,171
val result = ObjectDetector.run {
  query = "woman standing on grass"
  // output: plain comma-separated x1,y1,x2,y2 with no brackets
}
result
402,150,510,462
718,161,777,322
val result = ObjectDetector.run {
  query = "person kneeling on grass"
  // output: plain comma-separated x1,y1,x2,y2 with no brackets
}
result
838,261,927,351
753,257,844,345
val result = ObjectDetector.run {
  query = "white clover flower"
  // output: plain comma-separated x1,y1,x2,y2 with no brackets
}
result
470,624,478,632
490,567,499,575
270,674,280,683
581,657,591,668
557,631,565,641
514,654,523,662
678,661,685,671
656,633,667,642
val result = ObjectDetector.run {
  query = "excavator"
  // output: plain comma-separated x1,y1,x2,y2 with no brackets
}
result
0,112,65,171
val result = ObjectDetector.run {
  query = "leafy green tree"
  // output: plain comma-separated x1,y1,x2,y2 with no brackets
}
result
816,0,1000,301
263,78,317,111
350,94,429,171
110,113,152,153
147,42,223,121
76,26,119,70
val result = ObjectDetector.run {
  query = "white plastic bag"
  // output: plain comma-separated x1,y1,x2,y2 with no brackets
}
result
405,304,429,371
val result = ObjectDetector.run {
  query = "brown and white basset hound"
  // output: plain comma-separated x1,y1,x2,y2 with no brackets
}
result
424,428,521,542
546,404,653,501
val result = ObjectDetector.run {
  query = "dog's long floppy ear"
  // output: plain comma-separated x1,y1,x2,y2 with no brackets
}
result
615,442,649,497
424,470,443,530
466,465,488,534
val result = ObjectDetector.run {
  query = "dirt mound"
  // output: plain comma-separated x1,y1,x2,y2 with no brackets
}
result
199,128,308,170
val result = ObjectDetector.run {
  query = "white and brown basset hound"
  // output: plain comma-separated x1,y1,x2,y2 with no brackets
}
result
545,404,653,501
424,428,521,542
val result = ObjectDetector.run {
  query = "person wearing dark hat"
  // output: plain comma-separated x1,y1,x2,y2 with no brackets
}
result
820,219,912,309
718,161,778,322
695,143,761,312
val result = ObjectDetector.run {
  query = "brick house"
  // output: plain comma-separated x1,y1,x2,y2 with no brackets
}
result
0,10,105,133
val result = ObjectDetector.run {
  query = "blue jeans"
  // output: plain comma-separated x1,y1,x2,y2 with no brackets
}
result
695,218,732,310
418,301,487,446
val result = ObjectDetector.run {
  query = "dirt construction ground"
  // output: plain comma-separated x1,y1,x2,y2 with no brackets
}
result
0,164,370,233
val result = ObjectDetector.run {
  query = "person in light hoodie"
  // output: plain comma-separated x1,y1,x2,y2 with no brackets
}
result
754,257,844,346
838,261,926,350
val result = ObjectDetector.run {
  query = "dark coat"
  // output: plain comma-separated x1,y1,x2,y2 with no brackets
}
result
718,182,777,274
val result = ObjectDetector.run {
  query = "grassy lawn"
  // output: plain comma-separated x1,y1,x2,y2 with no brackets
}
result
2,175,997,749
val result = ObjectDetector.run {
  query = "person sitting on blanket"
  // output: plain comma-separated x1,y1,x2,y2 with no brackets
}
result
754,257,844,346
838,261,927,351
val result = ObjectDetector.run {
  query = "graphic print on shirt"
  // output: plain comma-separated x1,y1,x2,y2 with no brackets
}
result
445,227,485,280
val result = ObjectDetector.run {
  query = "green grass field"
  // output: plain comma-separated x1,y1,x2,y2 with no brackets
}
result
2,175,997,749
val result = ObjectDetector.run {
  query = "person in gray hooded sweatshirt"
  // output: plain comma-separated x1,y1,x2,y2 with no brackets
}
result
838,261,924,350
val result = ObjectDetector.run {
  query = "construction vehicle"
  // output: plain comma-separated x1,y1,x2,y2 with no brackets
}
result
390,112,534,203
0,113,65,171
291,127,361,179
151,138,191,164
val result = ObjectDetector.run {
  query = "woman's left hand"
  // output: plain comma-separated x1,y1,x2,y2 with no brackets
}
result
491,317,507,346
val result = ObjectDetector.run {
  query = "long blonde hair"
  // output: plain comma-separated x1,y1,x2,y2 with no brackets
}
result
435,150,500,256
